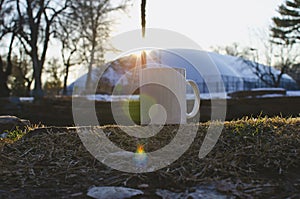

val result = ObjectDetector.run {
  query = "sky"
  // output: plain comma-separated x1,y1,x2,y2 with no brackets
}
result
112,0,284,51
55,0,286,81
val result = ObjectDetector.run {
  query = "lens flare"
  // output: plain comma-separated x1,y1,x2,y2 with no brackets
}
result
137,144,145,154
133,144,148,168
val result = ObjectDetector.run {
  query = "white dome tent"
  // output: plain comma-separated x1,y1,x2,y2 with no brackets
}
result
147,49,297,93
68,48,298,96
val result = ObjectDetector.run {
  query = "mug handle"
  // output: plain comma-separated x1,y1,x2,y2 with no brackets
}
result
186,80,200,119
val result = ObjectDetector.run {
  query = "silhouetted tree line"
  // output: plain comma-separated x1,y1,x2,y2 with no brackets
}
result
0,0,129,98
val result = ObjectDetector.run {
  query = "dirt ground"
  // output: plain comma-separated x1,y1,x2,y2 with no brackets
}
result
1,117,300,198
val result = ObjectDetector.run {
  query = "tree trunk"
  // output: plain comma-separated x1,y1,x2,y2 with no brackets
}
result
63,63,70,95
85,42,95,94
0,57,10,97
32,56,44,98
0,35,14,97
25,80,32,97
0,78,10,97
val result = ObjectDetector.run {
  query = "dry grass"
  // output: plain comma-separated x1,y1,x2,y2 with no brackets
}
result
0,117,299,198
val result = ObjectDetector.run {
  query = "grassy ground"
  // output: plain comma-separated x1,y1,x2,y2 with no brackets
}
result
0,117,299,198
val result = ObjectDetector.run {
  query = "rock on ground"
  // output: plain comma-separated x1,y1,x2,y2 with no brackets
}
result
87,186,144,199
0,115,30,133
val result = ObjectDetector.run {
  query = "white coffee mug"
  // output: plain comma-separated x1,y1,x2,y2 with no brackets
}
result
140,67,200,125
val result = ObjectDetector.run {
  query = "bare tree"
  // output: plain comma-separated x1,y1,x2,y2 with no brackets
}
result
0,0,16,97
55,10,82,95
14,49,34,96
211,43,252,59
8,51,33,96
224,43,240,57
43,58,62,95
14,0,69,98
217,40,298,88
71,0,129,93
243,40,298,88
0,33,15,97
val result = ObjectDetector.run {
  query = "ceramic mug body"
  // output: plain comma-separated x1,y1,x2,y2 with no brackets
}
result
140,67,200,125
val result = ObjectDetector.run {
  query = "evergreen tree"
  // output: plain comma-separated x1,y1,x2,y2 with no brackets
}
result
271,0,300,45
